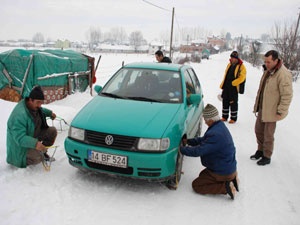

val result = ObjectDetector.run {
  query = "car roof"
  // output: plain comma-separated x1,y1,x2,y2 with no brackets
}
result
123,62,191,72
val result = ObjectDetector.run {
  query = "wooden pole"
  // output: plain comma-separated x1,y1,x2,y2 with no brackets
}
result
291,9,300,53
169,7,175,60
20,54,34,96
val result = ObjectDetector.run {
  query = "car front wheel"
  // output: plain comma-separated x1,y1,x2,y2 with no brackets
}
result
165,143,184,190
195,117,203,137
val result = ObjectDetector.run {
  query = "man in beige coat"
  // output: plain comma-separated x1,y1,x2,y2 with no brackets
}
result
251,50,293,165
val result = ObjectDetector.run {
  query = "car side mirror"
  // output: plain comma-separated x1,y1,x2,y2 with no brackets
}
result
94,85,103,94
188,94,201,105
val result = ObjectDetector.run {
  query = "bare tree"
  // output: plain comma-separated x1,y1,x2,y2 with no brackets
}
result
103,31,113,43
250,40,263,66
260,33,270,42
177,26,211,42
110,27,128,44
159,30,170,46
225,32,232,41
236,35,244,54
87,27,102,50
129,31,144,52
272,19,300,71
32,32,44,43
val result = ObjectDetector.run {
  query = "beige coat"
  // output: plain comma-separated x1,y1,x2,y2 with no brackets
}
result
253,64,293,122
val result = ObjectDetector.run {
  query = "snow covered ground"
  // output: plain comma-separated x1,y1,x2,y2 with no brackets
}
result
0,49,299,225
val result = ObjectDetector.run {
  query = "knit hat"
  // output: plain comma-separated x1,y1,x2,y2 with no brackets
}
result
203,104,219,120
230,51,239,59
29,85,44,100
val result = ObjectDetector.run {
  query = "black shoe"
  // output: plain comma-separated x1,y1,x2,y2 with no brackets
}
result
257,156,271,166
165,180,178,190
43,153,55,162
232,177,239,192
43,152,50,161
225,181,235,200
250,150,263,160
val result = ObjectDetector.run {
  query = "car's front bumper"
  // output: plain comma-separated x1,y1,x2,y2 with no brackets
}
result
64,138,178,181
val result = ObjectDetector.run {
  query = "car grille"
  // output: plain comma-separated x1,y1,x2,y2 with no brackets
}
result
85,130,138,151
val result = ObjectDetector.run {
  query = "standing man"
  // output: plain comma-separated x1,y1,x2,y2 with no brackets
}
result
180,104,239,200
155,50,172,63
220,51,246,123
6,85,57,168
251,50,293,165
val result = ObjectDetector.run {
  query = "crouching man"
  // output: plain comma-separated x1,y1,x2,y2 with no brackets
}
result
180,104,239,199
6,86,57,168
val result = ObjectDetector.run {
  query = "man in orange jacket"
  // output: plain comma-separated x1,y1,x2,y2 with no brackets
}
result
220,51,246,123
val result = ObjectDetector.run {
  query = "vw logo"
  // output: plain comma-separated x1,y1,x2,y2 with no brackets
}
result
105,135,114,145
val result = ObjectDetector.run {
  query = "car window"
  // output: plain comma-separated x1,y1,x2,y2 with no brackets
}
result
101,68,183,103
187,68,201,94
104,68,129,93
183,70,195,96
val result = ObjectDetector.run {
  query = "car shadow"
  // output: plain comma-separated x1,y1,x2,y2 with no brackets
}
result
74,169,171,193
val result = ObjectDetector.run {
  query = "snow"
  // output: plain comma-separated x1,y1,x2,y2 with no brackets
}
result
1,50,300,225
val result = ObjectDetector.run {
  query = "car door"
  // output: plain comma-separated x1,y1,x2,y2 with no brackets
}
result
188,68,204,134
183,68,202,138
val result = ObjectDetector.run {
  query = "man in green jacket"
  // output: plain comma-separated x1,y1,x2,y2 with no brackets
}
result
251,50,293,165
6,86,57,168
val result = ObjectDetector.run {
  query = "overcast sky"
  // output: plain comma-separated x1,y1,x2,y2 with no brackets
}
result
1,0,299,42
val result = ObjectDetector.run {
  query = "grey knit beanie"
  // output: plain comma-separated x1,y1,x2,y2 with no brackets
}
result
203,104,219,120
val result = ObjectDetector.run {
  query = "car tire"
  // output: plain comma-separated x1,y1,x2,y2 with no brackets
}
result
165,142,184,190
175,150,184,182
195,117,203,137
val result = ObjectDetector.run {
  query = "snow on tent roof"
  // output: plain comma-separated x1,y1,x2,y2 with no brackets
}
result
0,49,89,98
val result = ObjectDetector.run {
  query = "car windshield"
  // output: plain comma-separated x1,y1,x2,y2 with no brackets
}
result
101,68,183,103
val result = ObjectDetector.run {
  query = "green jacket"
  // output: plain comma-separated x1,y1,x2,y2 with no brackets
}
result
6,99,52,168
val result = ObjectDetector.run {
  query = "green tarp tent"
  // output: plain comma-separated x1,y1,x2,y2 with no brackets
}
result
0,49,94,103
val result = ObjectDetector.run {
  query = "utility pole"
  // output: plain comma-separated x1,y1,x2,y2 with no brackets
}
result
291,8,300,53
169,7,175,60
142,1,174,60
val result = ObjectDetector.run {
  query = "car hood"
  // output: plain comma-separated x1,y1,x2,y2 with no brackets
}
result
71,96,182,138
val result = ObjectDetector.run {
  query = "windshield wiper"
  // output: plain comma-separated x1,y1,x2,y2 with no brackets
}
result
101,92,124,99
128,96,161,102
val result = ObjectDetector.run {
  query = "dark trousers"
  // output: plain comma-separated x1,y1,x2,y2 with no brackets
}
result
37,126,57,146
192,168,237,195
255,111,276,158
26,127,57,165
222,91,238,121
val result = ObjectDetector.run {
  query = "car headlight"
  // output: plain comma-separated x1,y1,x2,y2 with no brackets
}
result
68,126,85,141
138,138,170,151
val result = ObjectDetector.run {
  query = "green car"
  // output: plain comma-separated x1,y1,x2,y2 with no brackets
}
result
64,62,204,189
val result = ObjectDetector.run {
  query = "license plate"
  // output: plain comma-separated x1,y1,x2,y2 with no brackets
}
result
88,150,127,168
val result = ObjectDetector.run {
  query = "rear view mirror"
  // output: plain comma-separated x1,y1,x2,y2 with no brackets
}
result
188,94,202,105
94,85,103,94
